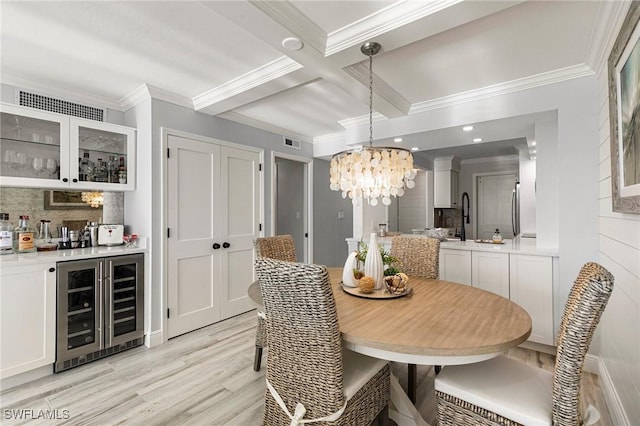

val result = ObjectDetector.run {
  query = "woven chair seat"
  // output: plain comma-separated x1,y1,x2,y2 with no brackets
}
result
436,355,553,426
434,262,614,426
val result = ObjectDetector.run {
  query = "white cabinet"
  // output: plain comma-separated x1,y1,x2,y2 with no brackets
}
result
439,248,471,285
434,169,459,208
0,263,56,379
440,246,555,346
510,254,554,345
0,103,136,191
434,156,460,208
472,251,509,298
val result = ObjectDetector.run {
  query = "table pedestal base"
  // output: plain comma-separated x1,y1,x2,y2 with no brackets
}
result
389,374,429,426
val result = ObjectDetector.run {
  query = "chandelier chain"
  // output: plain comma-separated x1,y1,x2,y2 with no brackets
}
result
368,51,374,148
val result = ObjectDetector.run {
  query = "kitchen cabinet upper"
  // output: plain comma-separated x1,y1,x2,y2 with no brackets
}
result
0,103,136,191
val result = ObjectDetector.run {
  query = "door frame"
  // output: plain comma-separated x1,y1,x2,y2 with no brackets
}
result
270,151,313,263
161,127,264,344
472,170,518,240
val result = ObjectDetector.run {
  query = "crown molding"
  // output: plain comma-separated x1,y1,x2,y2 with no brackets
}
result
588,1,632,76
409,63,595,115
120,84,193,111
193,56,303,111
338,112,386,129
325,0,462,56
313,132,346,146
249,0,326,54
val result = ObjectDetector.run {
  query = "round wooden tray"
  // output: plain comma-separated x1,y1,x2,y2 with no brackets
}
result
339,283,412,299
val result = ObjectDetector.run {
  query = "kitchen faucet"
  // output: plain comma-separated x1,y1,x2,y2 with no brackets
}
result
460,192,470,241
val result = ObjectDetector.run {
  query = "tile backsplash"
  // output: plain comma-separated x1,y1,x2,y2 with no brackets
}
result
0,188,122,237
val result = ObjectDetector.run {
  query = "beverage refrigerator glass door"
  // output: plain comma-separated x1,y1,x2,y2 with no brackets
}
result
55,254,144,372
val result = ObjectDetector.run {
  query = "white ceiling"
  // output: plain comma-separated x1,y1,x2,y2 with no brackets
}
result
0,1,605,160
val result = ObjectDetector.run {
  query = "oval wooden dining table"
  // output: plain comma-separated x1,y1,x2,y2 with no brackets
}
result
248,267,532,426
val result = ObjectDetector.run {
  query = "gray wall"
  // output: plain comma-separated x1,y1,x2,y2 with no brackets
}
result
313,159,353,267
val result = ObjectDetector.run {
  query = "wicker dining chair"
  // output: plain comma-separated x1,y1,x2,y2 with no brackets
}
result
434,262,614,426
390,235,440,279
252,235,297,371
255,257,390,426
390,235,441,402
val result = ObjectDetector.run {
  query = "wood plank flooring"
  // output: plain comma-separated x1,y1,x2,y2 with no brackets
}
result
0,311,612,425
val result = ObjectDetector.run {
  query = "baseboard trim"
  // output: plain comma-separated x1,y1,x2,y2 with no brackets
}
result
145,329,164,348
0,365,52,390
583,353,599,375
598,357,630,425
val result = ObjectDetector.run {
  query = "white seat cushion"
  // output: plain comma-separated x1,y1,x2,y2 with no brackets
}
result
342,348,389,400
434,355,553,426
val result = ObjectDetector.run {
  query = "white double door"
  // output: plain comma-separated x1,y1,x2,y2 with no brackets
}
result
167,134,261,339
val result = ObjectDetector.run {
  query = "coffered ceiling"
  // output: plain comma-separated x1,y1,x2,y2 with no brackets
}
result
0,1,608,159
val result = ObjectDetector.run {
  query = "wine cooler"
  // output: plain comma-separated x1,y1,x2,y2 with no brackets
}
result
55,254,144,372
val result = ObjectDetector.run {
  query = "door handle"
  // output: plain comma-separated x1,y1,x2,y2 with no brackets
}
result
222,242,230,248
213,243,221,250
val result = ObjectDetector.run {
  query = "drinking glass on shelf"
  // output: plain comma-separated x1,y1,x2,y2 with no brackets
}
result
4,150,17,168
32,157,44,176
16,152,27,168
46,158,58,178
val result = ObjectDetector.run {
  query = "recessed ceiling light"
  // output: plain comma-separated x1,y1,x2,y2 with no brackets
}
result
531,141,537,146
394,137,403,143
473,138,482,143
463,125,474,132
411,147,419,151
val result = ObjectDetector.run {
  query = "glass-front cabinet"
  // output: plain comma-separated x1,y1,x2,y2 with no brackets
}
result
0,103,135,191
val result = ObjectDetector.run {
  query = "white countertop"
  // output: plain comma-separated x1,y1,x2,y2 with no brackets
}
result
347,234,558,256
441,237,558,256
0,238,148,267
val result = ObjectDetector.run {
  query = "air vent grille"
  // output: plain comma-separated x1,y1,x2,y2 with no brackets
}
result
284,137,301,149
19,91,104,121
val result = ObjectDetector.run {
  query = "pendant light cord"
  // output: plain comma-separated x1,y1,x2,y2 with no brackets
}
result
368,51,374,148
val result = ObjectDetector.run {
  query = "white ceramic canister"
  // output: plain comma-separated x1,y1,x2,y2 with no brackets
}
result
364,233,384,290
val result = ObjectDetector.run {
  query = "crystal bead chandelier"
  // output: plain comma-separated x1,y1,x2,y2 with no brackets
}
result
81,191,104,208
329,42,416,206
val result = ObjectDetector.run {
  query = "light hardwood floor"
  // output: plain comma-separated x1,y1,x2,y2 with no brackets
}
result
1,311,612,425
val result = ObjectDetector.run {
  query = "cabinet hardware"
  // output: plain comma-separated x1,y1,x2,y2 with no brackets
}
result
167,148,170,158
167,228,170,238
72,178,78,183
49,267,55,273
213,243,221,250
167,308,170,319
222,242,230,248
63,178,68,182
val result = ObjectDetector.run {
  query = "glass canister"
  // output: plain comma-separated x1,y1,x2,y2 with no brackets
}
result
378,223,387,237
36,220,57,251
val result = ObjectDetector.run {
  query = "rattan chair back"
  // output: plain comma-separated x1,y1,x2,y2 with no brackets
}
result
255,257,345,423
390,236,440,278
552,262,614,425
254,235,297,262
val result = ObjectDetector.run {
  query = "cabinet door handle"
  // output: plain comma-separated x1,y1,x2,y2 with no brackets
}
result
62,178,69,182
72,178,78,183
223,242,230,248
213,243,221,250
49,267,55,273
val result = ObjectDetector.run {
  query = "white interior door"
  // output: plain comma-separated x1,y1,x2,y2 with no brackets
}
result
476,173,517,239
219,146,260,319
167,135,221,338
